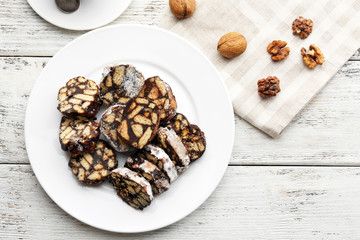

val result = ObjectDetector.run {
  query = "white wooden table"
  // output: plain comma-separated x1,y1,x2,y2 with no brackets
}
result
1,1,360,239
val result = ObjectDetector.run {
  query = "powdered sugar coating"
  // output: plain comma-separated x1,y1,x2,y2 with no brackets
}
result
144,144,178,182
126,156,170,194
100,104,132,152
159,127,190,173
102,65,113,79
111,167,153,200
101,64,145,99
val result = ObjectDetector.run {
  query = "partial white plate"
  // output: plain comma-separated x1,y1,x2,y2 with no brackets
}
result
25,24,235,233
27,0,133,30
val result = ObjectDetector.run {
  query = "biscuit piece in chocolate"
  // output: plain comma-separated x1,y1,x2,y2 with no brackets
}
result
109,167,153,210
165,112,190,135
155,127,190,173
182,124,206,161
69,140,118,185
166,113,206,162
100,65,145,105
119,98,160,149
137,76,177,123
57,76,101,117
125,155,170,195
59,116,100,155
137,144,178,183
100,104,132,153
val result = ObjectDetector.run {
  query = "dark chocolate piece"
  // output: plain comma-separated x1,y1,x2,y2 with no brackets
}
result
55,0,80,13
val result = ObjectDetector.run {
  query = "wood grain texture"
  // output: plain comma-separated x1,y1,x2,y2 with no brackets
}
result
1,165,360,239
0,0,166,56
0,57,48,164
0,57,359,165
353,49,360,60
0,0,358,59
1,0,360,238
233,61,360,166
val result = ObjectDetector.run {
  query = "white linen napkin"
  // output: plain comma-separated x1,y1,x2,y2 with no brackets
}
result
159,0,360,137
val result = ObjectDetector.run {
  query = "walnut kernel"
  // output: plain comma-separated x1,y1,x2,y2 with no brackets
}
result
169,0,196,19
257,76,281,98
217,32,247,59
292,16,313,39
267,40,290,61
301,44,325,69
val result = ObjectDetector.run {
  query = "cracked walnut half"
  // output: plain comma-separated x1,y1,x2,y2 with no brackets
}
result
292,16,313,39
267,40,290,61
257,76,281,98
301,44,325,69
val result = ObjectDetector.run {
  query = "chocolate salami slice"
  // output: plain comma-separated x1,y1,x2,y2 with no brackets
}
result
165,113,190,135
155,127,190,173
138,144,178,183
166,113,206,162
59,116,100,155
57,76,101,117
137,76,177,123
100,104,132,153
68,140,118,185
119,97,160,149
182,124,206,161
100,64,145,105
109,167,153,210
125,155,170,195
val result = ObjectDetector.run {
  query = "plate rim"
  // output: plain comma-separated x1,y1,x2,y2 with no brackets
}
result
24,23,235,233
26,0,133,31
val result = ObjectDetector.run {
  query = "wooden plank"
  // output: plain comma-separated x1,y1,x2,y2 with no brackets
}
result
232,60,360,166
0,57,48,164
0,0,167,56
353,49,360,60
0,57,359,165
0,0,358,60
1,165,360,239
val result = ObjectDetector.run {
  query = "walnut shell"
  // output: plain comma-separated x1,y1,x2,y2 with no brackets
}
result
169,0,196,19
217,32,247,59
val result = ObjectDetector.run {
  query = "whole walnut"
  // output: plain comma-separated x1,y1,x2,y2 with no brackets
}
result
217,32,247,59
169,0,196,19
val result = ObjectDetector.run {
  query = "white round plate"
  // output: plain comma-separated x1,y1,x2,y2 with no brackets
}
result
25,24,235,233
27,0,133,30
